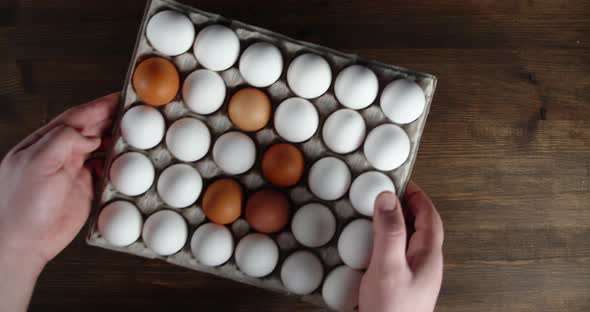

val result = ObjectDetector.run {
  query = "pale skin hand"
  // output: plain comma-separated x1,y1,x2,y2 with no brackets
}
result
0,93,441,312
360,182,444,312
0,94,118,312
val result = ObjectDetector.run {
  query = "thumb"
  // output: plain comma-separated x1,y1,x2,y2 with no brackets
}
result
369,191,409,273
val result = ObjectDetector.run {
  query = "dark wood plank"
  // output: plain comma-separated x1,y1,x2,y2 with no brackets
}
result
2,0,589,311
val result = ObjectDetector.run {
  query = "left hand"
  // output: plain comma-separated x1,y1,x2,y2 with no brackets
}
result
0,93,118,270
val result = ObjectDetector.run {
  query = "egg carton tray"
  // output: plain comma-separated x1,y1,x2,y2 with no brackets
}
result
86,0,436,308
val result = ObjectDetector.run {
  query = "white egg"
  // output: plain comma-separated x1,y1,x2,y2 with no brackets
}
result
337,219,374,270
380,79,426,124
322,265,363,311
193,24,240,71
182,69,226,114
97,201,142,247
349,171,396,216
239,42,283,87
291,203,336,247
146,10,195,56
166,117,210,162
109,152,155,196
190,223,234,267
334,65,379,109
156,164,202,208
274,97,319,143
308,157,351,201
363,124,410,171
120,105,165,150
280,251,324,295
287,53,332,99
212,131,256,174
142,210,188,256
235,233,279,277
322,109,366,154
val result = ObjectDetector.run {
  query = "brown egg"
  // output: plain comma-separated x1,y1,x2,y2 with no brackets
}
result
245,189,290,233
202,179,243,225
262,143,305,187
228,88,271,131
132,57,179,106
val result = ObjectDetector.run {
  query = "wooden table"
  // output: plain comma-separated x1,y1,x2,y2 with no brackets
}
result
2,0,589,311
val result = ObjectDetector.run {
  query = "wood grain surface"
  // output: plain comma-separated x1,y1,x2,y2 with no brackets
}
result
2,0,589,311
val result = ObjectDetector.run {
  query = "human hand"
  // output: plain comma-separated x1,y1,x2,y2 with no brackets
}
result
360,182,444,312
0,93,118,271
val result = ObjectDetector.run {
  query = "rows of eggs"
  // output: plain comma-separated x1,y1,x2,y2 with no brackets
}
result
97,10,426,312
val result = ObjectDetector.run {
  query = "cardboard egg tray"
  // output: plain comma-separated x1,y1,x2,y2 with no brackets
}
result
86,0,436,308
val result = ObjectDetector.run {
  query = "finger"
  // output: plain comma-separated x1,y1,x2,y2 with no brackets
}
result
80,117,114,137
12,93,119,152
26,126,101,173
61,92,119,132
368,191,409,274
404,181,444,279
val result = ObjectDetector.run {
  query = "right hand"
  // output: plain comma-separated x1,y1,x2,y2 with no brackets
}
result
360,181,444,312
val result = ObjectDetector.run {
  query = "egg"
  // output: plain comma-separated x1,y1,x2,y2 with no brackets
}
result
245,189,290,233
182,69,226,114
274,97,319,143
109,152,155,196
280,251,324,295
334,65,379,109
261,143,304,187
363,124,410,171
202,178,243,225
142,210,188,256
239,42,283,87
291,203,336,247
349,171,396,216
212,131,256,175
132,57,179,106
146,10,195,56
308,157,351,201
337,219,373,270
287,53,331,99
380,79,426,124
156,164,202,208
322,265,363,312
190,223,234,266
97,201,142,247
193,24,240,71
235,233,279,277
228,88,271,132
165,117,211,162
120,105,165,150
322,109,366,154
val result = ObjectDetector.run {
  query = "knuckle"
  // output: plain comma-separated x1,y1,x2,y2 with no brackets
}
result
387,226,407,238
378,226,407,243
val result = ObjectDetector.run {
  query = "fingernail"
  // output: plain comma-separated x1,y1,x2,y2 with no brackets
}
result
376,191,397,212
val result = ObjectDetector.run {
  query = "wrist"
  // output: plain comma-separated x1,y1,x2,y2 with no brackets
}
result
0,245,45,312
0,239,46,279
